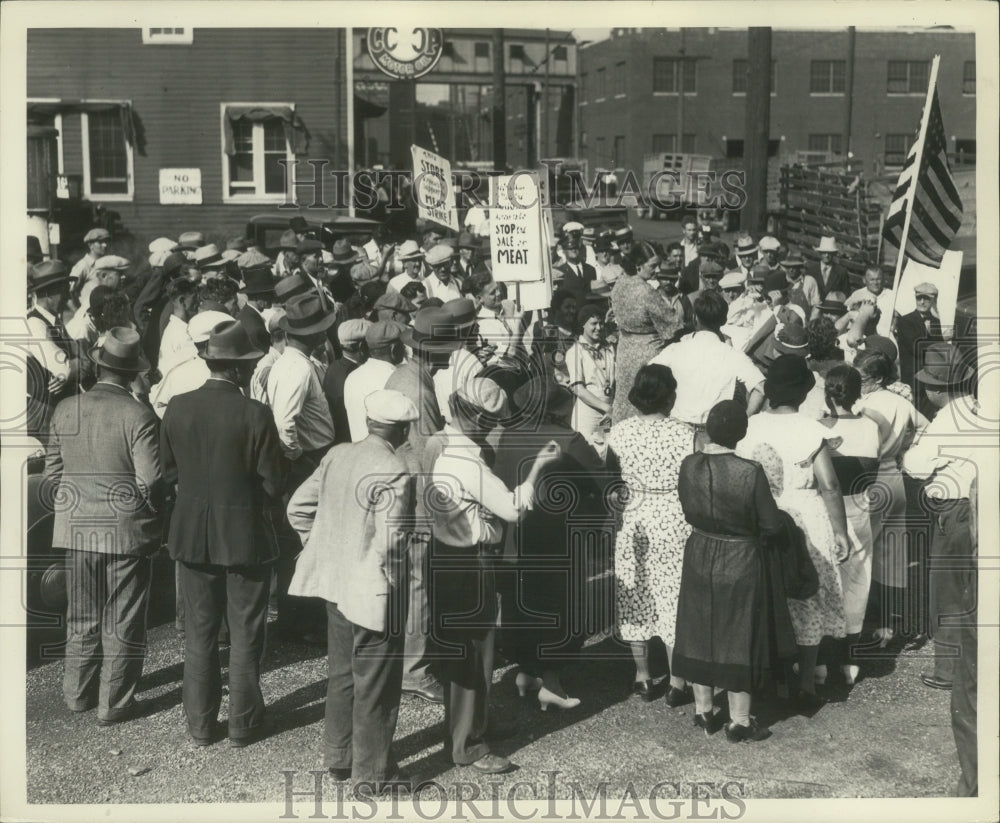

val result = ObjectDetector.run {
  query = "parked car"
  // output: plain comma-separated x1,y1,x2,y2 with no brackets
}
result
246,213,381,258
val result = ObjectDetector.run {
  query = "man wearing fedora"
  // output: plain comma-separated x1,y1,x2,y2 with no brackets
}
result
421,244,464,303
344,320,406,442
731,235,760,280
388,240,428,294
27,261,81,428
386,306,465,705
266,293,338,642
237,253,277,355
456,232,478,280
287,389,419,788
326,238,362,303
43,328,164,725
902,342,978,695
161,320,284,747
807,237,852,299
895,282,945,418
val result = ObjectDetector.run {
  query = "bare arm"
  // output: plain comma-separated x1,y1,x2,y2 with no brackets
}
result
813,443,851,561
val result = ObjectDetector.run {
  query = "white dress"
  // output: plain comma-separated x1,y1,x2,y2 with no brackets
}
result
738,412,847,646
565,339,615,458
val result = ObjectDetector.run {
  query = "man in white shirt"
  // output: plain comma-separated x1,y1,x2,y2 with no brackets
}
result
847,265,895,339
680,218,700,267
344,320,406,441
421,244,463,303
158,278,200,376
69,227,110,297
902,343,980,692
649,290,766,431
387,240,426,293
149,310,231,418
593,237,625,287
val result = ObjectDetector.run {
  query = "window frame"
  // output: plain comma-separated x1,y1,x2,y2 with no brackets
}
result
595,66,606,101
614,60,627,98
807,133,843,155
142,28,193,45
886,60,929,95
27,98,65,175
80,101,135,202
962,60,975,96
652,57,697,96
220,102,296,204
809,60,846,96
884,133,914,167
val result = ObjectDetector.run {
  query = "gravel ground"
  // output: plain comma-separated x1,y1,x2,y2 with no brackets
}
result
25,620,959,805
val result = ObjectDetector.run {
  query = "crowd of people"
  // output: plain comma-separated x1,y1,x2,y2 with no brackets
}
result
25,208,980,794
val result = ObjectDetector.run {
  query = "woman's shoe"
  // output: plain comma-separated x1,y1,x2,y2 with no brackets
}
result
724,720,772,743
693,711,725,736
841,664,860,686
515,672,543,698
790,688,826,713
664,685,694,708
632,679,657,702
538,686,581,711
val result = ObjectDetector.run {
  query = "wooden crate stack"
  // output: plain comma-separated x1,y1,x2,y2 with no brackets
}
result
779,165,883,281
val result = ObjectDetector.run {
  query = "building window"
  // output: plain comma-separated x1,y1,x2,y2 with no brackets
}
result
808,134,843,155
509,44,535,73
142,28,193,44
732,59,777,95
963,61,975,95
474,41,490,59
887,60,929,94
884,133,913,166
652,134,695,153
725,138,780,159
474,41,490,72
653,57,696,94
614,61,627,96
81,107,133,200
595,66,606,100
613,136,625,167
553,44,568,75
222,104,296,201
953,138,975,165
810,60,846,94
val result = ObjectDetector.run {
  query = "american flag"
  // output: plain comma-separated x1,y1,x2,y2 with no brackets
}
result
882,73,964,268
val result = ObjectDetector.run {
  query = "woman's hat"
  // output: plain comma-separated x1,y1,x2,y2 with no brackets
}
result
915,342,974,387
278,293,338,336
200,319,266,362
773,323,810,357
765,354,816,395
93,327,150,372
706,399,748,446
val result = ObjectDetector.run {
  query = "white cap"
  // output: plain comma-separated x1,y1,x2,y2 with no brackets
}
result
562,221,584,234
188,310,235,344
148,237,178,254
759,236,781,251
456,377,505,414
365,389,419,424
719,271,745,290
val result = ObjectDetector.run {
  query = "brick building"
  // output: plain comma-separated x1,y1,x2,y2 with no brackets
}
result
577,27,976,180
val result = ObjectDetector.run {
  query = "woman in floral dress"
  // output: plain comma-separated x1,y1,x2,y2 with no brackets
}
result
609,242,682,425
607,364,696,707
737,355,851,710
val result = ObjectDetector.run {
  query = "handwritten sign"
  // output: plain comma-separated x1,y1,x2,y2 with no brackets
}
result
489,172,544,283
411,146,457,231
159,168,202,205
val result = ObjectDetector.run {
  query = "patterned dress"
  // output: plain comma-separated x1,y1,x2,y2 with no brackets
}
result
607,415,695,644
738,412,847,646
609,276,682,425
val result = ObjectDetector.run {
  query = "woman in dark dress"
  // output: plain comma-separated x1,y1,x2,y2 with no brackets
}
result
494,374,609,710
672,400,796,743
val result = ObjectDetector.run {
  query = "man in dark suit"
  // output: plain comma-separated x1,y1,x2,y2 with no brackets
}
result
287,389,418,788
43,328,164,725
161,320,285,747
323,319,370,444
895,281,945,417
237,253,276,355
806,236,852,300
555,239,596,301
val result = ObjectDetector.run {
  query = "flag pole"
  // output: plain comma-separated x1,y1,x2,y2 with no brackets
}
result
888,54,941,320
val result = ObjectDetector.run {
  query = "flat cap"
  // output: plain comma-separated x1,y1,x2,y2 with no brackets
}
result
148,237,178,254
337,318,372,346
719,271,745,290
758,235,781,252
84,228,111,243
425,243,456,268
365,389,419,425
365,319,408,347
374,291,416,315
93,255,131,271
914,282,939,297
562,221,584,234
178,231,206,249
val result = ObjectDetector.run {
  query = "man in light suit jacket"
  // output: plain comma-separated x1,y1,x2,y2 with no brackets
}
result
43,328,164,725
161,319,285,747
287,389,418,788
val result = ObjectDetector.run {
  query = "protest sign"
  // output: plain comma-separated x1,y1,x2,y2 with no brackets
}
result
411,145,458,231
490,172,544,284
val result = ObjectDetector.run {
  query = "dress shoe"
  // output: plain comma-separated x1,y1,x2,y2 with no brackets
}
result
632,679,657,702
328,767,352,781
920,673,953,690
402,680,445,705
538,686,581,711
97,700,148,727
790,688,826,713
190,722,225,747
515,672,543,697
468,753,514,774
229,723,268,748
724,719,772,743
693,711,725,736
664,685,694,708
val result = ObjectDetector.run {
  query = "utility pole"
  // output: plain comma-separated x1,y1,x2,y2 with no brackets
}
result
741,27,772,236
492,29,507,170
844,26,856,159
678,27,685,152
543,28,551,160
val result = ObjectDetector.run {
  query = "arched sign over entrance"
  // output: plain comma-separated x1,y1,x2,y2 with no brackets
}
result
366,28,444,80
